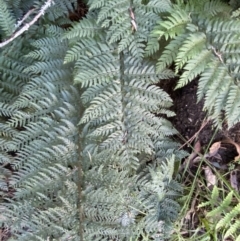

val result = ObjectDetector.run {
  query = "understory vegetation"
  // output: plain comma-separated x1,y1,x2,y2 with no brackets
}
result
0,0,240,240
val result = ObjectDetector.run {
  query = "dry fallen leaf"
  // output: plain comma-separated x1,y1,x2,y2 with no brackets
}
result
188,140,201,161
203,166,217,187
180,140,201,171
230,170,239,191
209,141,221,156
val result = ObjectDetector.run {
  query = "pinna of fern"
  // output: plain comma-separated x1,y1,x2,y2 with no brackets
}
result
146,0,240,128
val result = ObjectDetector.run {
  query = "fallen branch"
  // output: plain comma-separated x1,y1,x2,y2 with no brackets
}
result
0,0,54,48
15,8,36,29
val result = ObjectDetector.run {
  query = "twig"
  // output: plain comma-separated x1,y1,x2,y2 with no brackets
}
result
178,119,209,150
15,8,36,29
211,46,224,63
0,0,54,48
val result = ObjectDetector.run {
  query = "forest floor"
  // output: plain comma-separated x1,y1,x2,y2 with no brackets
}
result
163,78,240,240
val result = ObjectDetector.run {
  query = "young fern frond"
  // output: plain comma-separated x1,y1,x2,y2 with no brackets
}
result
206,191,233,217
216,201,240,225
3,36,82,241
199,186,240,241
224,219,240,240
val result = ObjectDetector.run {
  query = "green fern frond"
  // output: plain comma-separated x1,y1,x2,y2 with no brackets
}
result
156,34,187,71
65,6,183,237
139,0,172,13
0,103,16,117
0,0,16,37
199,186,240,240
88,0,166,62
225,83,240,126
149,1,240,127
224,219,240,239
157,8,190,40
144,33,160,57
207,191,233,217
175,32,206,72
0,1,186,240
176,50,212,89
198,185,219,209
182,0,231,17
231,7,240,18
81,82,117,105
63,13,102,40
216,202,240,229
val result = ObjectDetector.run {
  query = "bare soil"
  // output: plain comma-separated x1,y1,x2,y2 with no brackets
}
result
161,78,240,150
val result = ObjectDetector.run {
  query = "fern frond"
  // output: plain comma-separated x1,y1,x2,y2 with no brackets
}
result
150,1,240,127
158,8,190,40
198,185,240,240
175,32,206,72
216,202,240,229
198,185,219,209
139,0,172,13
224,219,240,239
1,1,185,240
88,0,165,62
176,50,212,89
0,0,16,37
225,83,240,126
207,191,233,217
1,23,82,240
63,13,102,40
231,7,240,18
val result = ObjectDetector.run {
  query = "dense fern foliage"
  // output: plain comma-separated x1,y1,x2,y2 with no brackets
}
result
147,0,240,127
0,0,187,240
198,186,240,241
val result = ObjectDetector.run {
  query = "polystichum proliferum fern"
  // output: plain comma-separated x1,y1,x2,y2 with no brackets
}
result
0,0,186,240
147,0,240,128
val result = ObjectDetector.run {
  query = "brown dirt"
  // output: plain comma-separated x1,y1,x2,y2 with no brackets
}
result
171,79,216,146
161,78,240,149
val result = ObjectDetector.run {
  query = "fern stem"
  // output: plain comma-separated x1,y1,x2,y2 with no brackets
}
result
76,93,85,240
77,133,84,241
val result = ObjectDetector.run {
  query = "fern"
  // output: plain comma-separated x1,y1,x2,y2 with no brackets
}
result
198,186,240,240
0,24,84,241
63,2,187,237
147,0,240,127
87,0,172,62
217,203,240,238
0,0,187,240
0,0,16,37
